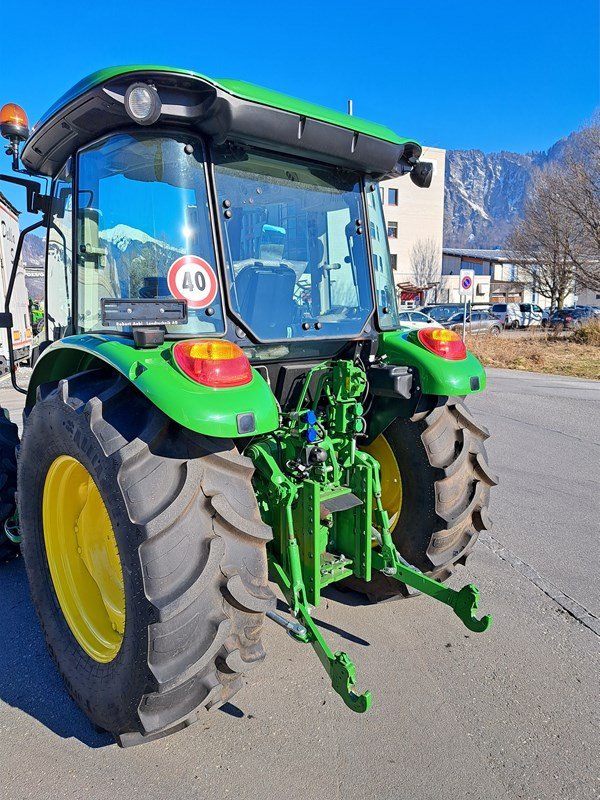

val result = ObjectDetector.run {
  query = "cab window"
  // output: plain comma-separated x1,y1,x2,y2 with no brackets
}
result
47,163,73,340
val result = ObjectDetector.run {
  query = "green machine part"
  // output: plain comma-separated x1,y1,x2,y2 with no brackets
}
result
26,334,279,438
248,359,491,713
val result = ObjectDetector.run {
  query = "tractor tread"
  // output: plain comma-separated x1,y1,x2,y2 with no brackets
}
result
350,397,495,602
19,368,274,743
0,409,19,562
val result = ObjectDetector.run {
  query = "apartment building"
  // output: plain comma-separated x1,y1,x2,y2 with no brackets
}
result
381,146,445,303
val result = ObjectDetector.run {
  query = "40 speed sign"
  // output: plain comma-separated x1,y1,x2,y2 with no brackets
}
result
167,255,219,309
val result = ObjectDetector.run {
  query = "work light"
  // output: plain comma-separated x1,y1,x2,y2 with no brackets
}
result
124,83,162,126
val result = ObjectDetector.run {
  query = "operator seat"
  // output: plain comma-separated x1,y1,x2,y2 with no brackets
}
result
235,262,296,335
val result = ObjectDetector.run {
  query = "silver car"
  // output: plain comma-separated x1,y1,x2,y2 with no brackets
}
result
444,310,502,336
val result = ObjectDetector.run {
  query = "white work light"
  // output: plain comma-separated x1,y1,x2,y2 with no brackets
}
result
124,83,162,126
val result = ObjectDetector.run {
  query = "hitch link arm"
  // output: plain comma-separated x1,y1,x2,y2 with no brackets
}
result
248,439,371,713
364,453,492,634
270,557,372,714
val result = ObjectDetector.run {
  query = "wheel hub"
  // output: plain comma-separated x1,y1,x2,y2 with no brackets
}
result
43,455,125,663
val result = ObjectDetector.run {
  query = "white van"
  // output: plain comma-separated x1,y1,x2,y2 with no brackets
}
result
490,302,522,329
519,303,544,327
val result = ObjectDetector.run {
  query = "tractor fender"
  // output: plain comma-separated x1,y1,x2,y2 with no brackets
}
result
379,330,486,396
364,331,487,443
26,334,279,438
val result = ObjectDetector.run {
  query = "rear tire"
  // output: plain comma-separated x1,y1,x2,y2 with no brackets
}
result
19,369,275,745
352,397,497,602
0,409,19,564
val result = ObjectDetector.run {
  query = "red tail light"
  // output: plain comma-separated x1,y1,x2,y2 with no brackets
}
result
173,340,252,387
417,328,467,360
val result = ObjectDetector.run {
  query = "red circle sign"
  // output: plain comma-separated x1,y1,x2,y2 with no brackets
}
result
461,275,473,290
167,255,218,309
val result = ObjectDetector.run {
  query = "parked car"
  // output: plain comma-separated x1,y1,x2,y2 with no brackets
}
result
541,308,554,327
397,310,443,330
443,310,502,336
519,303,544,327
549,307,597,329
490,302,522,328
575,305,600,318
419,304,464,323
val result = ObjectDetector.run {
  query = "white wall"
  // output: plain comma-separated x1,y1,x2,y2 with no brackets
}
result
382,146,446,291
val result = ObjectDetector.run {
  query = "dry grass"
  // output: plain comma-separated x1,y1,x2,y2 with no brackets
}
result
570,319,600,346
466,324,600,380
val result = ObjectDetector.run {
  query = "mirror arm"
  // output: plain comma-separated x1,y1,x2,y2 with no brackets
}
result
4,217,47,395
0,173,50,215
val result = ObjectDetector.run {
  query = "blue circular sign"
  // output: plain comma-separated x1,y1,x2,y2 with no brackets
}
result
461,275,473,291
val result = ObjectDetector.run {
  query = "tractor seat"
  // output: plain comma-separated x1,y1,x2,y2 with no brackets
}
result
234,263,296,336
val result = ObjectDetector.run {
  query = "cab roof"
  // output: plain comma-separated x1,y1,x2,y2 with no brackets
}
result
22,65,421,179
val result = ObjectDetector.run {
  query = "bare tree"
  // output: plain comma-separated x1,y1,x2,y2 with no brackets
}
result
410,237,440,287
550,124,600,292
507,166,586,309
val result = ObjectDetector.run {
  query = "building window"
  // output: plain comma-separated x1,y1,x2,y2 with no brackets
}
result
390,254,397,270
387,221,398,239
388,188,398,206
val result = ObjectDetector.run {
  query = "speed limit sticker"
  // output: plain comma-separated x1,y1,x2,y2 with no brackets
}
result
167,256,218,309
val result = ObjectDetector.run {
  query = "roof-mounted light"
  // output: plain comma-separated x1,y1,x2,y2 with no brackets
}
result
0,103,29,143
124,83,161,126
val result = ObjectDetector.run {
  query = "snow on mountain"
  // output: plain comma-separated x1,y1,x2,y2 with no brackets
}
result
99,224,181,253
444,130,580,248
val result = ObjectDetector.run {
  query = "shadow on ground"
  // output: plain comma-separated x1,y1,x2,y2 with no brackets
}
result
0,559,373,746
0,556,113,748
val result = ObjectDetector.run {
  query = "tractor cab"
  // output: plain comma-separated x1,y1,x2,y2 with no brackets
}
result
0,68,494,746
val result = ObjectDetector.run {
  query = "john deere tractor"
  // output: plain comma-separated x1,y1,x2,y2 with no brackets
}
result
0,67,496,746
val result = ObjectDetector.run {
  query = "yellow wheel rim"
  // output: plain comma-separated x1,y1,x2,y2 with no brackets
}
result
43,455,125,663
362,434,403,533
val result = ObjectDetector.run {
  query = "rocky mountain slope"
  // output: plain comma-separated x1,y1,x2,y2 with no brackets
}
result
444,132,576,248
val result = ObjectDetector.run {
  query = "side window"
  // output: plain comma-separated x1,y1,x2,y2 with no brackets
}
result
46,163,73,339
365,184,399,330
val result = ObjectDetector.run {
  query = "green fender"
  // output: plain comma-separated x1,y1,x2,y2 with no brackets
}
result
379,330,487,396
26,334,279,438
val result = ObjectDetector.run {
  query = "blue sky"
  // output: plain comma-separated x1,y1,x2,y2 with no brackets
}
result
0,0,597,157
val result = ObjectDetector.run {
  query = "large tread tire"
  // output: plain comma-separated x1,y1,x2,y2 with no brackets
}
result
0,409,19,564
18,369,275,745
353,397,497,602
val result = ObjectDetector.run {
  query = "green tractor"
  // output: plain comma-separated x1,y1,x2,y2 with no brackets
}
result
0,67,496,746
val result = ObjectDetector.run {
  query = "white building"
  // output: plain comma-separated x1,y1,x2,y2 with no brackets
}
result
381,146,445,304
440,248,578,308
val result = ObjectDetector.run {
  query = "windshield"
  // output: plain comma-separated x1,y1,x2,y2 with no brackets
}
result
213,147,373,341
424,305,462,321
492,304,507,312
76,133,224,334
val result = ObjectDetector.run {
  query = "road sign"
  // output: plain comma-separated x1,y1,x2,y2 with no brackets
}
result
459,268,475,295
167,255,218,309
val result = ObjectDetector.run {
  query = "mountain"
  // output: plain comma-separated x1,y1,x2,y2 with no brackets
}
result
21,232,45,270
443,132,577,248
100,224,181,254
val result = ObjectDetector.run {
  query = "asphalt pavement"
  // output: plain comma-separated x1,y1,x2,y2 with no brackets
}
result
0,368,598,800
